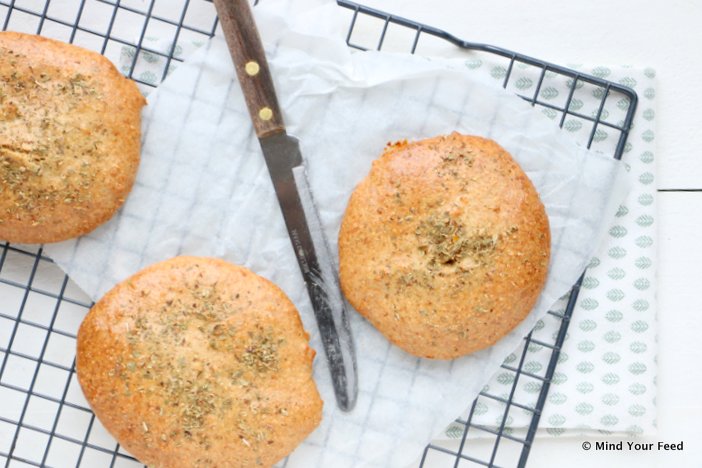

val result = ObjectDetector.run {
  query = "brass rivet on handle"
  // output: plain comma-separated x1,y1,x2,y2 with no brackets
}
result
259,107,273,121
245,61,260,76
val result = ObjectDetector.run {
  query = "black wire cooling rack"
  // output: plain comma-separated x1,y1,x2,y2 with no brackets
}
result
0,1,637,467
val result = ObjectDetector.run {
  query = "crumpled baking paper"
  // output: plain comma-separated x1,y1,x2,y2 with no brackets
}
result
44,1,630,466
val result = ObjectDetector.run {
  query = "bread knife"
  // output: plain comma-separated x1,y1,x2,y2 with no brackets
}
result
212,0,358,411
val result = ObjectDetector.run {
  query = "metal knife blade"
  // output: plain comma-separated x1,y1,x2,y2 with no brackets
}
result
213,0,358,411
261,132,357,411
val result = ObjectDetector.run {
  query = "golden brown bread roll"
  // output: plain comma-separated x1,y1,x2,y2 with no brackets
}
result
0,32,145,243
339,133,550,359
77,256,322,467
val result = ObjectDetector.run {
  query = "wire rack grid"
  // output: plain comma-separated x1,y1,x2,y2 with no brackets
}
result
335,2,636,466
0,0,637,467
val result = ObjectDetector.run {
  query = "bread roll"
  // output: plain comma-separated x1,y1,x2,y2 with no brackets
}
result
339,133,550,359
77,256,322,467
0,32,145,243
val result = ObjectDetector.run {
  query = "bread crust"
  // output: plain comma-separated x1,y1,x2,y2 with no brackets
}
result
0,32,145,243
76,256,322,468
339,133,550,359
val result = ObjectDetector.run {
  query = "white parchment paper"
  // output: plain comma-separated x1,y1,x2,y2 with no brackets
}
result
45,1,630,466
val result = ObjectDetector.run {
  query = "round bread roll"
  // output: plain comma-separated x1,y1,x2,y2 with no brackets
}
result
339,133,550,359
0,32,145,243
77,257,322,468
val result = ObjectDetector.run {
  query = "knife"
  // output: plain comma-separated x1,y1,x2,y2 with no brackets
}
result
212,0,358,411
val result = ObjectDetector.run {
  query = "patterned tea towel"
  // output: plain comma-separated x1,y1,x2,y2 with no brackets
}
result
443,64,657,439
116,27,656,442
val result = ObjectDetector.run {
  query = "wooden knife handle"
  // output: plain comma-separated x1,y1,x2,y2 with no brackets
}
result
213,0,285,138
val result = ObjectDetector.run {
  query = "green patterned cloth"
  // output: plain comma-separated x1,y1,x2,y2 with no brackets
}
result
445,63,657,438
117,37,203,91
121,40,656,438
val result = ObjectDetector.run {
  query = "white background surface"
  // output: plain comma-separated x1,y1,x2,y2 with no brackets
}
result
363,0,700,466
2,0,701,467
